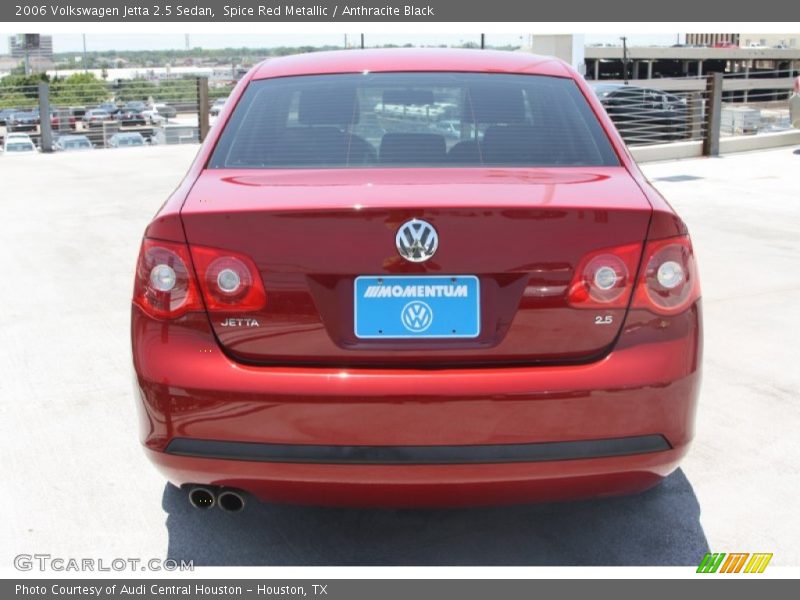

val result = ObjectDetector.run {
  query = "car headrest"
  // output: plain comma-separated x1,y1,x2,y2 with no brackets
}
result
463,85,526,123
298,86,360,125
482,124,544,164
379,133,447,164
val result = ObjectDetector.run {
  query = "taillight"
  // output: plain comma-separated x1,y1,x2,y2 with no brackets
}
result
190,245,266,312
632,235,700,315
133,239,201,319
568,243,641,309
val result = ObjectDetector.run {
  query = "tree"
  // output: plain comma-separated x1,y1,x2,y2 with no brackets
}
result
0,72,50,108
115,77,158,102
50,73,109,106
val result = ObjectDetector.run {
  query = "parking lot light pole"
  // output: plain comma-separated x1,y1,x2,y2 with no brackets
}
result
38,82,54,153
621,36,629,84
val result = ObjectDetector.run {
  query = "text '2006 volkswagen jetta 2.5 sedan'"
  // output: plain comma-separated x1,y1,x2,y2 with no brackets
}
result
131,49,701,511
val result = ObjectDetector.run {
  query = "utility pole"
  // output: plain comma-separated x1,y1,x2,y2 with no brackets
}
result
481,34,485,49
82,34,88,73
620,36,629,84
360,34,364,49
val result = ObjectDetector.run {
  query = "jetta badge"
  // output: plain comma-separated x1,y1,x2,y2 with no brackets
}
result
395,219,438,263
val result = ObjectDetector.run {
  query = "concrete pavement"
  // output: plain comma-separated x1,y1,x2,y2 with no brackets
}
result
0,144,797,566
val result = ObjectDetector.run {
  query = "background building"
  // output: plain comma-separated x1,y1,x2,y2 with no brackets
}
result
686,33,799,48
8,34,54,71
686,34,740,46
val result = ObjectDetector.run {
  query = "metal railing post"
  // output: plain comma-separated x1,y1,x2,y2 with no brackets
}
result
38,82,54,153
197,76,210,142
702,72,723,156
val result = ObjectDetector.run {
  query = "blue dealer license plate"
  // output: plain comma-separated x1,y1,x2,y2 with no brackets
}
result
354,275,480,339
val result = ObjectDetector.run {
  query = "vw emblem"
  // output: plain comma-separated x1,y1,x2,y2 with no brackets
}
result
396,219,438,263
401,301,433,333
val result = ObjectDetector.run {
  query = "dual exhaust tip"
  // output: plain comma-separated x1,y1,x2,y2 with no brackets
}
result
188,486,245,513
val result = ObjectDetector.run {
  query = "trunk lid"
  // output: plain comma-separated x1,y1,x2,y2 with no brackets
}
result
181,167,651,367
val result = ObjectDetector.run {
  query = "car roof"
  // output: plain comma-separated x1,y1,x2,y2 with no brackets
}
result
251,49,571,80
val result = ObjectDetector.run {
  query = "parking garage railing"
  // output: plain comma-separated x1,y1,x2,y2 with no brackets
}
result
0,71,797,156
0,76,229,151
593,68,798,154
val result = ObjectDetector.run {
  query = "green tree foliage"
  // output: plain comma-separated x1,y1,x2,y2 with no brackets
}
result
50,73,109,106
114,77,158,102
0,72,110,109
0,72,50,108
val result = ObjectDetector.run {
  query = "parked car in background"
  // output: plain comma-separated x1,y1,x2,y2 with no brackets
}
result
97,102,117,114
592,83,690,144
122,101,148,113
50,111,77,131
113,108,147,127
83,109,112,127
142,103,177,124
209,98,226,116
132,49,702,510
54,134,93,151
69,106,87,119
6,111,40,132
108,132,146,147
0,108,19,126
2,135,37,154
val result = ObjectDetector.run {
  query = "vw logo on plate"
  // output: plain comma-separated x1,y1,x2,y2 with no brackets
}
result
401,301,433,333
396,219,438,263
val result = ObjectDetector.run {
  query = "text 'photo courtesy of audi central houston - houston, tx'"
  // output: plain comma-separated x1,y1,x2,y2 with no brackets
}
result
131,49,702,511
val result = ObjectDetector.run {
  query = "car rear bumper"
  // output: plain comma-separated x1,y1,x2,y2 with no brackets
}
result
132,304,701,507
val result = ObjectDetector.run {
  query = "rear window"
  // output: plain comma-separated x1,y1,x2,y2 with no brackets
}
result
209,72,619,169
6,143,33,152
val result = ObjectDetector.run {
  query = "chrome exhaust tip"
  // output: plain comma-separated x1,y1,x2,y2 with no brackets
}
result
217,490,245,513
188,487,216,510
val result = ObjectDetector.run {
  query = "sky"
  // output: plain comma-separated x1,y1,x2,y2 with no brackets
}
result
39,33,681,53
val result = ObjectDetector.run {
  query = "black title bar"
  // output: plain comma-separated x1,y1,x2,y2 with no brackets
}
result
5,0,800,22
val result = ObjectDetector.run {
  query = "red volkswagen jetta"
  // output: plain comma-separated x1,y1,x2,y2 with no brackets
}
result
131,50,701,511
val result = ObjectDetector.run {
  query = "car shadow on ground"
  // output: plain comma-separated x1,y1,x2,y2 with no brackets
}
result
162,469,708,566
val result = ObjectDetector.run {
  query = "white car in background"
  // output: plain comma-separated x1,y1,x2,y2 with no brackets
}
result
142,103,177,125
5,132,35,142
2,135,38,154
107,132,147,148
54,134,94,152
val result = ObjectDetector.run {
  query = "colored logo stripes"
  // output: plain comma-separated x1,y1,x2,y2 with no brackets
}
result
697,552,773,573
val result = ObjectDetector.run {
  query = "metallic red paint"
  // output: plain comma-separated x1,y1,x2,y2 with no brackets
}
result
180,167,653,366
131,49,702,507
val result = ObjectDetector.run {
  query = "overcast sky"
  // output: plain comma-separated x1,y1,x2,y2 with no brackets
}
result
39,33,680,53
